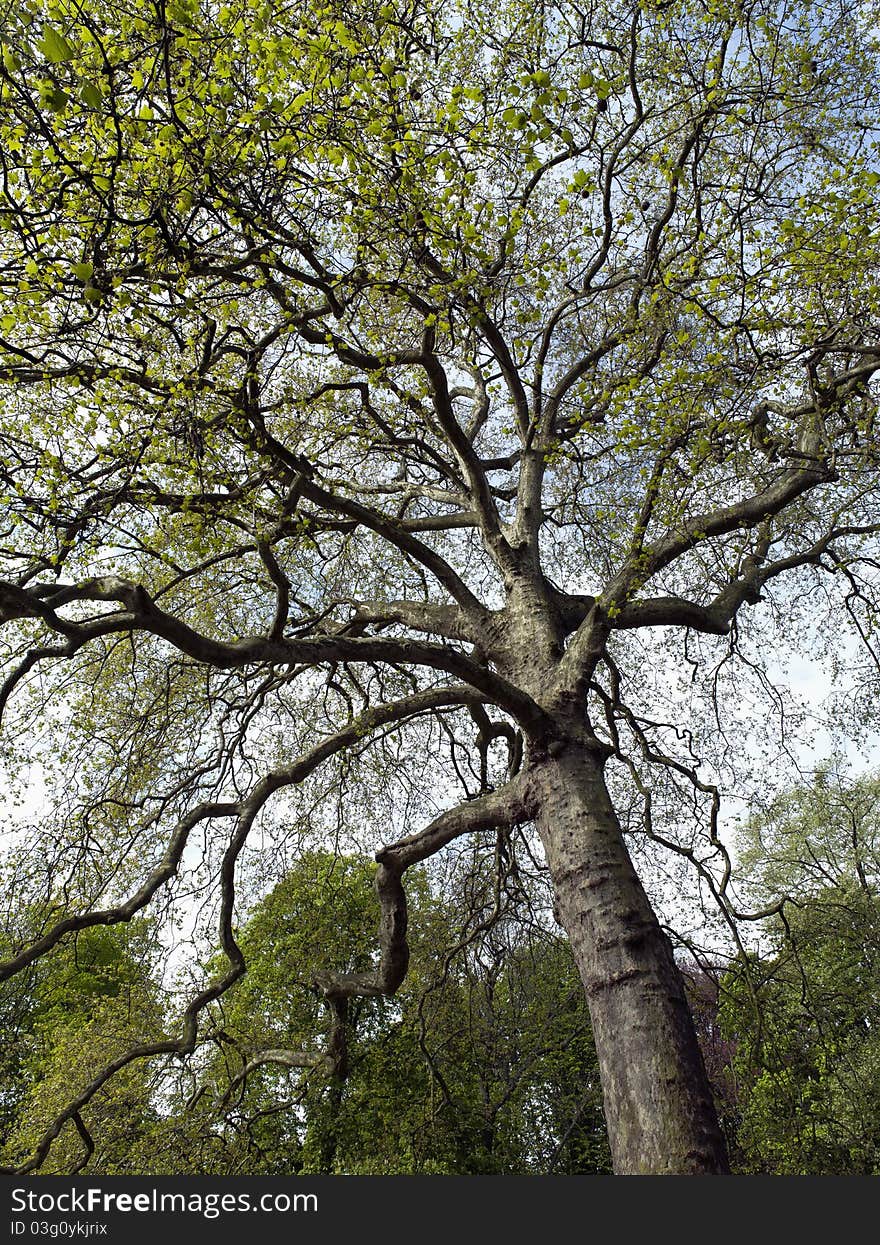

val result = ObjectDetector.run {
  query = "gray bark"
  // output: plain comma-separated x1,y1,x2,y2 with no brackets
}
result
534,743,729,1174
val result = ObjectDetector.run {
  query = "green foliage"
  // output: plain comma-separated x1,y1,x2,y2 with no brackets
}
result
721,771,880,1174
1,0,879,1176
172,850,610,1175
0,918,165,1173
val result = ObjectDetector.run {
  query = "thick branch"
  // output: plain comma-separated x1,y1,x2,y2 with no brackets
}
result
1,577,546,729
553,459,834,698
316,773,536,1002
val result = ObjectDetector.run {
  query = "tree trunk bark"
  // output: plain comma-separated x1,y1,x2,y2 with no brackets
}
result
535,744,729,1174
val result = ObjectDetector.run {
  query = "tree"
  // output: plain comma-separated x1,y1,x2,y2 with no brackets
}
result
169,849,610,1175
1,0,879,1173
0,917,165,1173
720,770,880,1173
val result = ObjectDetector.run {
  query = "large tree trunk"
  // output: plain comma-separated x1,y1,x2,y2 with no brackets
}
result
535,743,729,1174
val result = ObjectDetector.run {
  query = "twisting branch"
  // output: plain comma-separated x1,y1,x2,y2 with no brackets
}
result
192,775,537,1127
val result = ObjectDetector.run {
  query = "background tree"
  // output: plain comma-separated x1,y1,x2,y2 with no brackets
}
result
165,847,610,1175
720,769,880,1174
0,916,165,1173
1,0,880,1173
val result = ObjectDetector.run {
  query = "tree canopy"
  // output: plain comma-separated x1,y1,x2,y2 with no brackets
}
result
185,850,610,1175
721,769,880,1174
0,918,164,1173
0,850,611,1174
1,0,879,1174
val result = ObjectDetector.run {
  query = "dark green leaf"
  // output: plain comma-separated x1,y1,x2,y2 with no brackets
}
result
80,83,103,108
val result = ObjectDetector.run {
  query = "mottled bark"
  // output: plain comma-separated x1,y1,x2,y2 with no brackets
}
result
534,745,729,1174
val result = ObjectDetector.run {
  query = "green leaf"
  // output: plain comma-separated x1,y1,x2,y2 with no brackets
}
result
80,83,103,109
46,87,69,114
71,262,94,282
38,25,77,64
